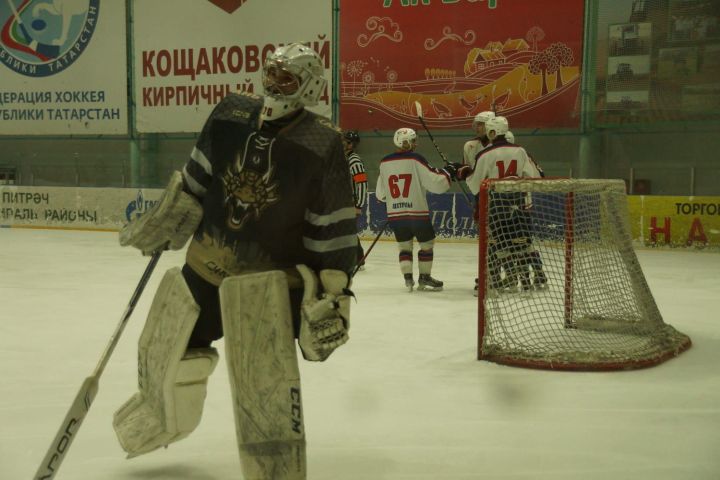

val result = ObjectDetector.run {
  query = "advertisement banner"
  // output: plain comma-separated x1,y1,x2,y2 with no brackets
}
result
5,185,718,249
0,0,128,135
0,185,162,230
133,0,333,133
339,0,584,131
361,192,476,240
628,196,720,247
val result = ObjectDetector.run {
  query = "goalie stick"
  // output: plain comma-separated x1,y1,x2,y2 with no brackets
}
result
413,101,474,206
34,250,163,480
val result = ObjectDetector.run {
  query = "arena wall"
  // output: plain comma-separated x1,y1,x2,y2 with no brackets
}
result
2,186,718,248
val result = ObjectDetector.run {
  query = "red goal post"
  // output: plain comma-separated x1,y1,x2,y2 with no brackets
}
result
476,178,691,371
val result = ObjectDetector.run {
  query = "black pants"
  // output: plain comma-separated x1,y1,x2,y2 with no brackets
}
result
182,264,303,349
390,221,436,243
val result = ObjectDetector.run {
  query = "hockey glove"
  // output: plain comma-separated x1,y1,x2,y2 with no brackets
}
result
296,264,352,362
442,163,459,181
455,164,472,181
120,171,203,254
444,162,470,181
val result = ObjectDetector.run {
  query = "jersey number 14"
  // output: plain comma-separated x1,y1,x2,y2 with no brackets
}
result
496,159,518,178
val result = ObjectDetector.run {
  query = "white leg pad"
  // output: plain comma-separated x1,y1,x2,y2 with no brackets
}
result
113,267,218,458
220,271,306,480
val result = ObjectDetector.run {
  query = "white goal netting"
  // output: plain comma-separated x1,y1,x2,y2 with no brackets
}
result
477,178,691,370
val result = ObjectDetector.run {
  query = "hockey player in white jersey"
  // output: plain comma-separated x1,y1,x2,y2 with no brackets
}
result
462,110,495,169
113,43,356,480
456,117,540,193
458,111,495,294
375,128,453,291
505,130,547,289
453,117,542,292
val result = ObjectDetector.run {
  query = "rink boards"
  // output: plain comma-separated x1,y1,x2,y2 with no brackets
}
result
1,185,719,247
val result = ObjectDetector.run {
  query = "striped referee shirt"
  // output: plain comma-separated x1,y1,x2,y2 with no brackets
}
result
347,151,368,210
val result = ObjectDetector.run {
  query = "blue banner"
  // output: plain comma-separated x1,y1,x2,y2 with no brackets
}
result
359,192,478,240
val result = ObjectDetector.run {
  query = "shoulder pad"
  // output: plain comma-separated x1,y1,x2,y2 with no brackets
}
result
210,93,262,124
283,112,342,158
237,90,261,100
315,116,343,135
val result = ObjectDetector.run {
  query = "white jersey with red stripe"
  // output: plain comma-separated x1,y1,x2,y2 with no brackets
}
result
464,139,541,195
375,151,451,223
462,136,491,169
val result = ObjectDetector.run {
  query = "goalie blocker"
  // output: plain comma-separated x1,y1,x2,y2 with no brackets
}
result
119,171,203,254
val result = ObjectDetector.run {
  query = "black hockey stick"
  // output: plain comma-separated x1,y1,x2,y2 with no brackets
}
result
351,220,389,278
413,101,475,207
34,250,163,480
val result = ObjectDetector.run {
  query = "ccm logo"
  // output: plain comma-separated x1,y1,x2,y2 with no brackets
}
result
290,387,302,434
37,418,78,479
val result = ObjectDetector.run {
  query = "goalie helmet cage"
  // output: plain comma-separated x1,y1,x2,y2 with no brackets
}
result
476,178,691,371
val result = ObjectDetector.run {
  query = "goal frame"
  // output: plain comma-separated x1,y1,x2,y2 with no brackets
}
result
476,177,691,371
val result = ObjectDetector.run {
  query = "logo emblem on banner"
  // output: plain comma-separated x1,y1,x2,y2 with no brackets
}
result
207,0,247,14
125,190,158,222
0,0,99,77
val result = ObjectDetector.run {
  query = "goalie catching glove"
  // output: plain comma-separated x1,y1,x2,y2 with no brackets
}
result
120,171,203,254
296,264,352,362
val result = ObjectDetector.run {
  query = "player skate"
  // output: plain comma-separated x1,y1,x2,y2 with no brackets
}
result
533,269,548,289
520,269,533,291
404,273,415,292
489,276,518,294
418,274,443,291
524,250,547,290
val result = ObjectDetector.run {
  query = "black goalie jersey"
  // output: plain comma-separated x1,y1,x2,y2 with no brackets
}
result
181,92,358,286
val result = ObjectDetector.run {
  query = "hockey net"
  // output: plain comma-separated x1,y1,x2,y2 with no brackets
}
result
476,178,691,371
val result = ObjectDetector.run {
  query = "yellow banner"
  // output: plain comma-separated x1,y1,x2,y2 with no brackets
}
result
628,196,720,247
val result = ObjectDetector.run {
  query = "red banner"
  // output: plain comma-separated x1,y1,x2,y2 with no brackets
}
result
339,0,584,131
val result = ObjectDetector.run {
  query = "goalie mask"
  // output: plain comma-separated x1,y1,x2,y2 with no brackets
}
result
261,43,327,121
393,128,417,150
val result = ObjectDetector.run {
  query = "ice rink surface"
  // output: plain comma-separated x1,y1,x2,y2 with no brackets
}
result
2,228,719,480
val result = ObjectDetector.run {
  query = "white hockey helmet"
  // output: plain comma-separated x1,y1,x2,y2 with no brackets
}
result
472,110,495,128
393,128,417,150
505,131,515,143
486,116,509,138
261,43,327,121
